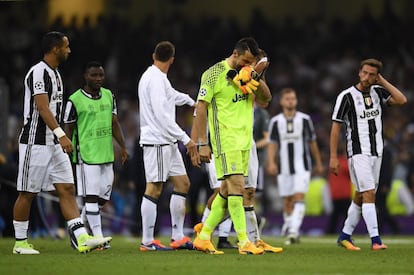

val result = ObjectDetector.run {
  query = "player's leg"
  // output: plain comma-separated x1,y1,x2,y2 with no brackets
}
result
279,174,294,237
286,192,305,244
13,144,47,254
168,144,193,249
140,145,170,251
362,156,386,250
337,155,365,250
286,172,310,244
76,164,104,238
202,158,235,248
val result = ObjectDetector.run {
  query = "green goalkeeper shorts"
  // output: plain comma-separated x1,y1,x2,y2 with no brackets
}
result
214,150,250,180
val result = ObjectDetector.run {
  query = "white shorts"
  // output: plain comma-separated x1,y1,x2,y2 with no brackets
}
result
245,142,258,189
142,143,187,182
76,163,114,200
277,171,311,197
206,156,221,189
348,154,382,192
17,143,74,193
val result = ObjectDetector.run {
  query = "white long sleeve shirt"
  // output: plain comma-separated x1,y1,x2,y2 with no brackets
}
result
138,65,194,145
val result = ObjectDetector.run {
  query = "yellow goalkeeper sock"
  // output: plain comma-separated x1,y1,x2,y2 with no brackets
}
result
199,194,227,240
228,195,249,246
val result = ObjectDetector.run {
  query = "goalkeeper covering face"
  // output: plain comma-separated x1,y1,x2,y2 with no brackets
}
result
190,37,271,255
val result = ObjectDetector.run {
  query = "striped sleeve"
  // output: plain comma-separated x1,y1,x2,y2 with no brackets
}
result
303,116,316,141
268,117,279,144
331,91,349,122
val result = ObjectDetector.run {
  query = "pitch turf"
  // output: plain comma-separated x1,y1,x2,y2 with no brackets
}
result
1,235,413,275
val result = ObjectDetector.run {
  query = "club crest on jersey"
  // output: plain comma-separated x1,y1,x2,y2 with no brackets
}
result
199,88,207,97
364,96,372,106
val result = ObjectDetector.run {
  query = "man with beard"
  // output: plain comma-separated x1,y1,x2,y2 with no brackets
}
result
330,58,407,250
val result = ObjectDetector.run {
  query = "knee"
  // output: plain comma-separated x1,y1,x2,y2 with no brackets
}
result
56,184,76,197
362,189,376,203
145,183,163,199
243,188,255,205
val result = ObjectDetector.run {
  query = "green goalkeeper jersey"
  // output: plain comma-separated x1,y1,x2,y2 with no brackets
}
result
197,60,253,155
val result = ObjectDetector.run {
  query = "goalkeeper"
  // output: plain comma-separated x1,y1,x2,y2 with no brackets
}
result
190,37,271,255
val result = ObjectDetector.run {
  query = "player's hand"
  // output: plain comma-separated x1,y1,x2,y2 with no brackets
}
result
227,68,259,95
239,66,260,94
266,161,278,176
254,56,269,76
329,157,339,176
314,163,325,176
59,135,73,154
187,140,200,167
199,145,211,163
120,147,129,165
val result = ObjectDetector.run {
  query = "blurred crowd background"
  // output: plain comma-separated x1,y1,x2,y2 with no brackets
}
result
1,0,414,238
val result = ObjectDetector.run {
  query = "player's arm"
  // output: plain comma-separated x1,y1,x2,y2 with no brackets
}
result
63,100,76,141
172,87,196,107
309,139,324,175
112,114,128,165
254,80,272,107
34,93,73,153
191,100,210,167
266,141,279,176
329,121,342,176
376,74,407,105
255,130,269,150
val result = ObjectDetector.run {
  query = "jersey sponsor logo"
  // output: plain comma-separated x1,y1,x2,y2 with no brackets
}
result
51,93,63,101
282,133,301,142
232,93,248,103
359,109,379,119
199,88,207,97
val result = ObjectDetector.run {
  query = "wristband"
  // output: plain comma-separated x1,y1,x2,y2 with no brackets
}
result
197,143,209,147
53,127,66,139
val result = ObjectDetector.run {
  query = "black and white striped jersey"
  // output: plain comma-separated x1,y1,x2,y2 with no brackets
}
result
19,60,64,145
331,85,391,157
268,111,316,175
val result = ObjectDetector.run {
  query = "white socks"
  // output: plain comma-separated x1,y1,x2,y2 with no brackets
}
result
342,201,362,235
67,217,87,239
245,206,260,243
141,195,157,245
170,193,186,241
289,201,305,236
13,220,29,240
362,203,379,237
85,202,103,237
218,217,232,238
201,207,210,223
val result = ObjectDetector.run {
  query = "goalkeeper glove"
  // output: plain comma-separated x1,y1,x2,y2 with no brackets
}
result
239,66,260,94
226,67,260,95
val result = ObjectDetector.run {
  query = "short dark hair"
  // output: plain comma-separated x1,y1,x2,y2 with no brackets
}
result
235,37,260,57
280,87,296,97
360,58,383,73
84,61,103,73
41,31,66,54
154,41,175,62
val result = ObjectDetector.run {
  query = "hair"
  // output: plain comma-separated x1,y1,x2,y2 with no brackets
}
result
280,87,296,97
360,58,383,73
234,37,260,57
84,61,103,73
154,41,175,62
41,31,66,54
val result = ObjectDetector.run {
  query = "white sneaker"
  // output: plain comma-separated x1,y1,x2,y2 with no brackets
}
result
284,234,300,245
13,240,40,254
281,222,289,237
77,234,112,253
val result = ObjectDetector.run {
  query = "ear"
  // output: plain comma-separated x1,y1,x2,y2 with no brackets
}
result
233,49,238,57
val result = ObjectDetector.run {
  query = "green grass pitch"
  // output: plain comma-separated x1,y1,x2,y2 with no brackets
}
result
1,235,413,275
